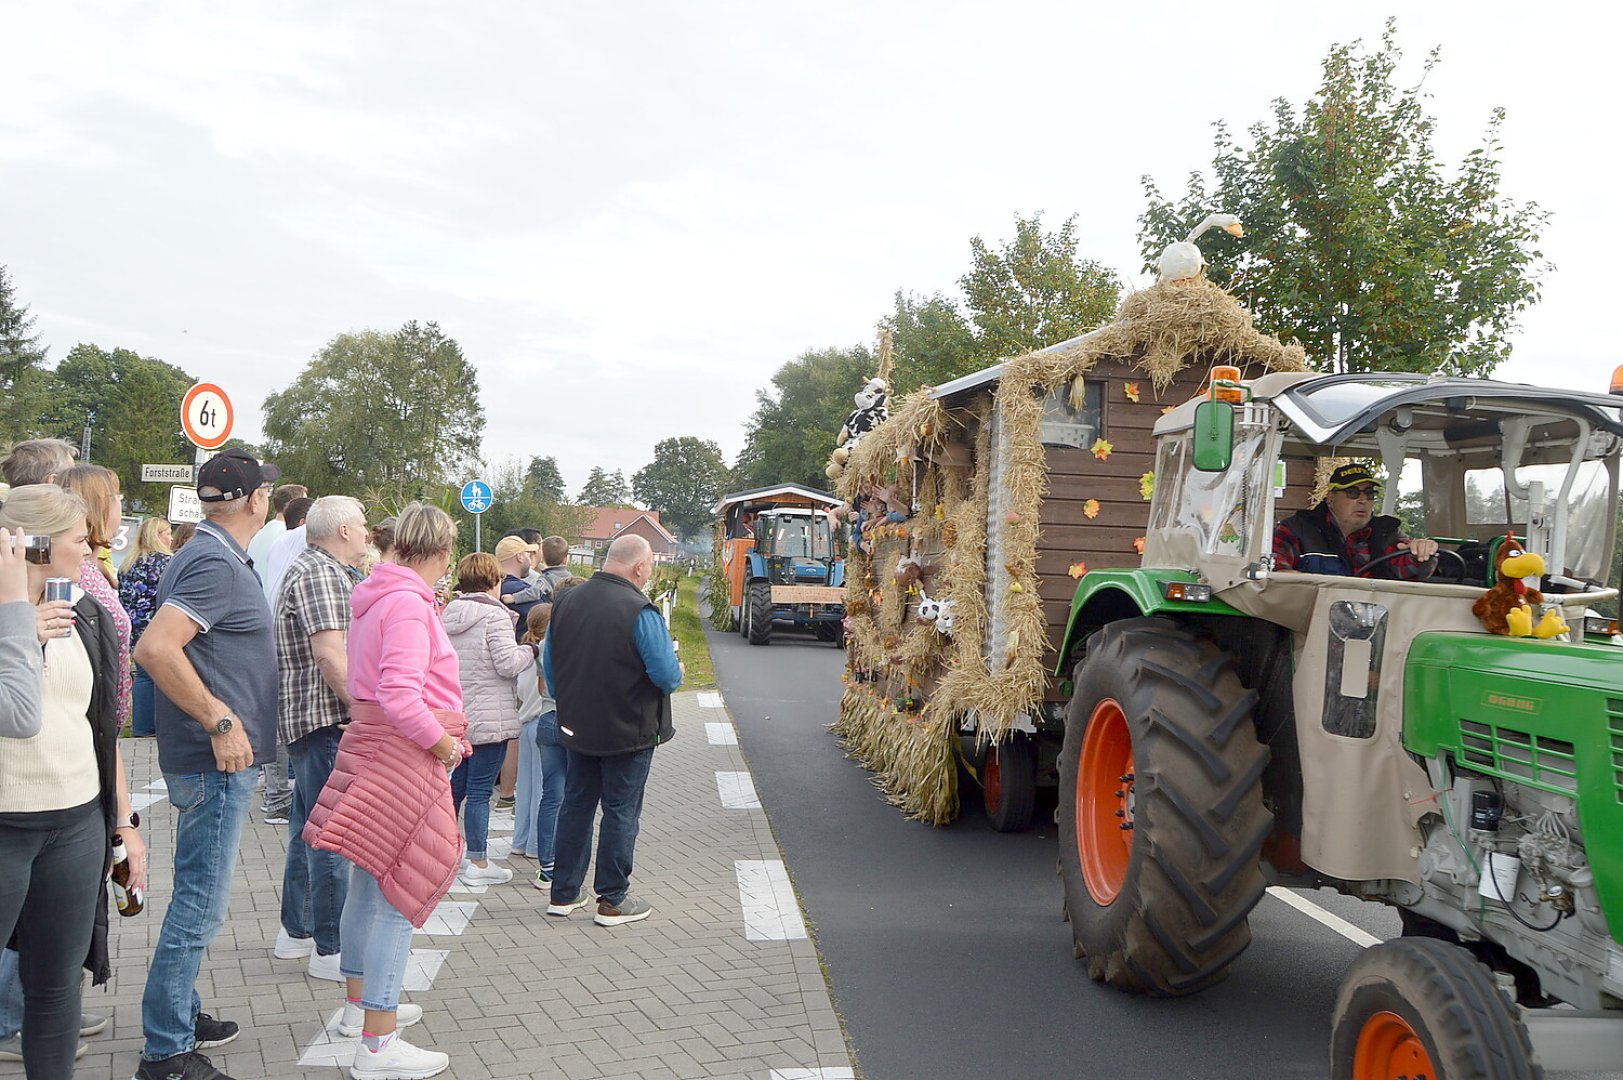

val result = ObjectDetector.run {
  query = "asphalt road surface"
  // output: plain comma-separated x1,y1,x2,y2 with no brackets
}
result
706,621,1620,1080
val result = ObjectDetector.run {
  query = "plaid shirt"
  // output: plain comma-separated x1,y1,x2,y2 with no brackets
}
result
275,544,354,744
1272,503,1432,580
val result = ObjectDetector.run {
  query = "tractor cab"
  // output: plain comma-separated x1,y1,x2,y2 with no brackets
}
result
712,484,847,646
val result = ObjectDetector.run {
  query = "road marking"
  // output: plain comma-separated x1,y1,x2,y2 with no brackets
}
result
698,691,725,708
297,1009,357,1068
145,779,167,790
403,947,448,991
770,1071,856,1080
1267,886,1381,948
130,791,166,813
413,900,478,936
487,809,515,832
736,860,807,941
717,771,761,809
707,722,738,745
485,837,512,859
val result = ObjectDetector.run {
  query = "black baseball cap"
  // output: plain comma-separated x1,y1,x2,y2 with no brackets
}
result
197,449,282,502
1327,463,1380,491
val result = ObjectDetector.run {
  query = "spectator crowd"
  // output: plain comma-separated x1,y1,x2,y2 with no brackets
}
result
0,438,682,1080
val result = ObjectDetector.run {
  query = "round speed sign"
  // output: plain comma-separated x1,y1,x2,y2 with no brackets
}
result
181,382,234,450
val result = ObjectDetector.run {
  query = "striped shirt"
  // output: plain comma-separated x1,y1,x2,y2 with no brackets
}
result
275,544,354,745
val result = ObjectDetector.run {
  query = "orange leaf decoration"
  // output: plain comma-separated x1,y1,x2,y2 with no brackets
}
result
1068,561,1088,579
1162,405,1175,415
1124,382,1141,403
1091,438,1113,461
1083,499,1101,520
1006,510,1022,524
1133,536,1146,555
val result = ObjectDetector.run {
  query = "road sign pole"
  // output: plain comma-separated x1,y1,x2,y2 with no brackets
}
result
476,515,481,553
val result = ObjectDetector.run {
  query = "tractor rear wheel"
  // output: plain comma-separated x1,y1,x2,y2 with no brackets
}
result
747,582,773,646
1330,938,1540,1079
1059,617,1271,996
981,735,1036,833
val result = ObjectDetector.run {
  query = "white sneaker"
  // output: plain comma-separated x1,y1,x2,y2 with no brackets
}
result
349,1034,448,1079
337,1001,423,1038
546,895,592,917
274,927,315,959
308,950,345,982
459,861,512,886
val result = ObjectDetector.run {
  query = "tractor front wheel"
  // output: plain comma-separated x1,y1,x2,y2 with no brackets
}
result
747,582,773,646
1058,617,1271,996
981,735,1036,833
1330,938,1539,1079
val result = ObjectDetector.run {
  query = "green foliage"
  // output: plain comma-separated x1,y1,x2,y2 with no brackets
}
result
885,291,976,395
47,344,197,512
732,344,874,492
632,436,730,541
577,466,632,507
525,455,566,502
261,321,485,505
0,267,51,442
1138,20,1549,376
473,457,591,552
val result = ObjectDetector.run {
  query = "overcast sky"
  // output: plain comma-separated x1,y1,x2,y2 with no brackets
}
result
4,2,1617,496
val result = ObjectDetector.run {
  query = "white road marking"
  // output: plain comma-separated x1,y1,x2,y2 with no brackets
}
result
448,881,488,895
770,1071,856,1080
707,722,738,745
144,779,167,791
403,947,448,991
698,691,725,709
736,860,807,941
1267,886,1382,948
485,837,512,859
129,791,165,813
487,809,515,832
413,900,478,936
297,1009,356,1068
717,771,761,809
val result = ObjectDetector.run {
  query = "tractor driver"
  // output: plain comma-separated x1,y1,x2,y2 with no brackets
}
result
1272,463,1438,580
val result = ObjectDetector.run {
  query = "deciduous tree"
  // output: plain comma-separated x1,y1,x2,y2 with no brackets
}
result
577,466,632,507
733,345,873,492
959,214,1121,362
633,436,729,541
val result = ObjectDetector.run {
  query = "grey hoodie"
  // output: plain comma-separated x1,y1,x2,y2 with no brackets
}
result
440,593,535,746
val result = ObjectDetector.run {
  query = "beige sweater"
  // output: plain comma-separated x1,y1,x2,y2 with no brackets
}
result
0,625,99,813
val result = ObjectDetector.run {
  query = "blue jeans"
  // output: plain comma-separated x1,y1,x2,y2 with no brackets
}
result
131,664,157,737
0,799,104,1074
513,712,568,865
141,770,254,1062
338,865,414,1012
450,742,506,862
550,747,655,908
0,949,19,1040
282,725,348,956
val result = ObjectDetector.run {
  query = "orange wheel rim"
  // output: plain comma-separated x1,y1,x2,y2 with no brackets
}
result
1352,1011,1436,1080
1078,698,1133,905
985,745,1003,813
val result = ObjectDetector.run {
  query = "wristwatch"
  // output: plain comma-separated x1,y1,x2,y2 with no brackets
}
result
210,714,235,737
117,811,140,831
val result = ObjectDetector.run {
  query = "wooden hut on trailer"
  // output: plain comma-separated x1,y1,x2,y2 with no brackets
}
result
832,277,1309,828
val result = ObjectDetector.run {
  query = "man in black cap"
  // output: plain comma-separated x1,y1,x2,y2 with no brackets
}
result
133,449,281,1080
1272,463,1438,579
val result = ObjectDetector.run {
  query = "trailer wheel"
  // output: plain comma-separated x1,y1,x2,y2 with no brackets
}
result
1058,617,1270,996
1331,938,1540,1080
747,581,773,646
981,735,1036,832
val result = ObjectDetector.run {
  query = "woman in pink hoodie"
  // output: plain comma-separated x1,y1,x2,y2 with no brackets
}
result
304,503,463,1080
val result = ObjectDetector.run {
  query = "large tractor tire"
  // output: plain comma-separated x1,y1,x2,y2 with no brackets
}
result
1059,617,1271,996
981,734,1036,833
1330,938,1540,1080
746,581,773,646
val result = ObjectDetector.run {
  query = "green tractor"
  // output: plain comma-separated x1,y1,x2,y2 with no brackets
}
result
1056,370,1623,1076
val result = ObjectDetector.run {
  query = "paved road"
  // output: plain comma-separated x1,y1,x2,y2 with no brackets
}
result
707,622,1616,1080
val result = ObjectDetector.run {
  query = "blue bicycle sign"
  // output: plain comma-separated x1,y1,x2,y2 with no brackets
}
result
459,480,492,515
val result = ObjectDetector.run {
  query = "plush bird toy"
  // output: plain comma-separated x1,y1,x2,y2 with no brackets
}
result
1471,534,1569,639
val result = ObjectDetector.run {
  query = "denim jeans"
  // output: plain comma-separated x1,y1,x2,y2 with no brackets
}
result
0,949,19,1040
261,735,293,817
0,799,103,1076
141,770,255,1062
512,712,567,866
282,725,348,956
338,865,414,1012
450,741,506,862
550,747,655,908
131,663,157,737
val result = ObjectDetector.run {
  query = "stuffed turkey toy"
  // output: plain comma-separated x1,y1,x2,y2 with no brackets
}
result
1470,534,1569,639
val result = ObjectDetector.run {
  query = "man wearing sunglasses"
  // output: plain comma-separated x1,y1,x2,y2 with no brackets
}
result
1272,463,1438,579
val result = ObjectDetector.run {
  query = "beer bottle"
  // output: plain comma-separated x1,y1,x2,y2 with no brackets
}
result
111,836,143,916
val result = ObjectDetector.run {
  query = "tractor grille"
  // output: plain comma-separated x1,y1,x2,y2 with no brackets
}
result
1609,700,1623,804
1459,719,1579,793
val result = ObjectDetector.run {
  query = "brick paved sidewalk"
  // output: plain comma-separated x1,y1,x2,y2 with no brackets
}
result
3,692,855,1080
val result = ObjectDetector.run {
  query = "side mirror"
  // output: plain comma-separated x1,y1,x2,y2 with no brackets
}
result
1193,400,1235,471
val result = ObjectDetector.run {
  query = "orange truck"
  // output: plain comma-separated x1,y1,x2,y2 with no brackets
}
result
713,484,845,646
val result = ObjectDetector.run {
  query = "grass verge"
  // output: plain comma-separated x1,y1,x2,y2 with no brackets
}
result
671,573,717,688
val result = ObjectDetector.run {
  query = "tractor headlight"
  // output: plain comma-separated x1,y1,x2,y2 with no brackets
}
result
1582,616,1620,638
1161,581,1213,603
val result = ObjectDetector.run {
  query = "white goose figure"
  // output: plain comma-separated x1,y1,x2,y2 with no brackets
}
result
1157,213,1244,283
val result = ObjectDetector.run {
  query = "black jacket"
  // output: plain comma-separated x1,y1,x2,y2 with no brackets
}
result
548,572,672,756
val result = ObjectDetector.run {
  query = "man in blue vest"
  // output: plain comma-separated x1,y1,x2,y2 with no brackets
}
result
541,535,682,927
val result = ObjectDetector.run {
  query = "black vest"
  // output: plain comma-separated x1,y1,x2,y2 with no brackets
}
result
548,571,672,756
1281,504,1403,577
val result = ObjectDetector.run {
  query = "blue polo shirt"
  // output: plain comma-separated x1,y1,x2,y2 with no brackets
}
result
152,520,279,774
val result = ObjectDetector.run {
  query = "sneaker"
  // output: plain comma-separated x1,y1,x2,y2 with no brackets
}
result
459,862,512,886
337,1001,423,1038
546,895,591,917
0,1035,87,1062
507,848,533,861
274,927,315,959
532,866,553,891
308,950,344,982
494,793,515,809
81,1010,109,1036
263,812,290,825
134,1050,233,1079
349,1035,448,1079
594,895,653,927
193,1011,239,1049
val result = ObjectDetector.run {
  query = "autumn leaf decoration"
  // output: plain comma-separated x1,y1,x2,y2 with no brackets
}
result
1139,471,1155,500
1090,437,1113,461
1133,537,1146,555
1068,561,1088,579
1123,382,1141,403
1083,499,1100,520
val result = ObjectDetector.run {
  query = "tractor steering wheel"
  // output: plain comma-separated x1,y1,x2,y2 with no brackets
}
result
1355,545,1468,583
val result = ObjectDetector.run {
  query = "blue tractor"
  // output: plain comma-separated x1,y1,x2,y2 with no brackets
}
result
741,508,845,646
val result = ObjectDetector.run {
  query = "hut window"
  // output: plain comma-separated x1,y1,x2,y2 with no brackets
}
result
1039,381,1103,448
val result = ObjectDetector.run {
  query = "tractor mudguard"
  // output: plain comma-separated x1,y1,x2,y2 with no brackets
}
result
746,551,769,581
1053,570,1242,677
